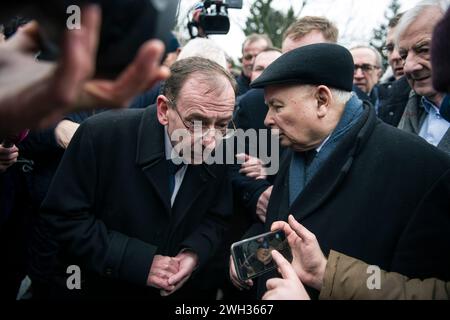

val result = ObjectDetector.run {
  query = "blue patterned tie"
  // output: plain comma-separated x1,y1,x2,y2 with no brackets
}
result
167,160,183,197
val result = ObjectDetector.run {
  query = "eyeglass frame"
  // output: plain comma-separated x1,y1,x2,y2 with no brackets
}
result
354,63,380,73
165,97,237,139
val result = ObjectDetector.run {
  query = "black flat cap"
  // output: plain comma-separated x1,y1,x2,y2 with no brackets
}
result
250,43,354,92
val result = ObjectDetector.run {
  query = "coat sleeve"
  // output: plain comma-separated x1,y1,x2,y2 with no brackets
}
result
35,121,157,287
320,250,450,300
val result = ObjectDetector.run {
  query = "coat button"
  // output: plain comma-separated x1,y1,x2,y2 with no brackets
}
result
389,112,394,116
105,268,113,276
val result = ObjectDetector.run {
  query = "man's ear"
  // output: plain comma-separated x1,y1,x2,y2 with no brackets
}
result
157,95,170,126
315,86,332,118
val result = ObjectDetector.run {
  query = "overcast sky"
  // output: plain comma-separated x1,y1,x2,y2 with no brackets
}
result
176,0,423,61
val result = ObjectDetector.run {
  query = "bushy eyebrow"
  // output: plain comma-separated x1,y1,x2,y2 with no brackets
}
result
412,39,431,50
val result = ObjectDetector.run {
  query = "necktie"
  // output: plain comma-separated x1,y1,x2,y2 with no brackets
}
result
167,160,184,198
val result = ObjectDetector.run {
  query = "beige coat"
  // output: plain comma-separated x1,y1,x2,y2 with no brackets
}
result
319,250,450,300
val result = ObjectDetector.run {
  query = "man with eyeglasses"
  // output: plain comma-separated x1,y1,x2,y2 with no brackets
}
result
396,0,450,155
30,57,237,299
350,45,383,111
235,33,272,96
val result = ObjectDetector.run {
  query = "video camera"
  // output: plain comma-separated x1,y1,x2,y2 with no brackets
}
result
187,0,243,38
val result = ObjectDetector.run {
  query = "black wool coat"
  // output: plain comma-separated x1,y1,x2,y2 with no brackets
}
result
30,106,233,299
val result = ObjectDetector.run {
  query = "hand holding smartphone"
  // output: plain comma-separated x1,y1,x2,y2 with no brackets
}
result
231,229,292,282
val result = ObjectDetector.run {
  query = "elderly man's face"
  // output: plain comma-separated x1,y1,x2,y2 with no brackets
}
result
351,48,382,94
251,50,282,82
160,73,235,163
398,7,443,100
242,39,269,78
386,27,404,80
264,85,327,152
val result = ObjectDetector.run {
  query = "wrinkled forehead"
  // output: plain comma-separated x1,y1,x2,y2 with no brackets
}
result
254,51,282,66
351,48,377,64
264,83,314,101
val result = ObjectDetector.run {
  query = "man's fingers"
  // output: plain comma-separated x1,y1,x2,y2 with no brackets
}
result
271,250,297,280
266,278,284,291
229,256,251,290
82,4,102,65
270,221,291,233
149,275,175,291
288,215,315,242
5,21,40,53
114,39,167,97
0,152,19,162
235,153,249,162
168,266,190,286
160,275,189,297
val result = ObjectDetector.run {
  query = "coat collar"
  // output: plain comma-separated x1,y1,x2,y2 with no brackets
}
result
136,106,165,166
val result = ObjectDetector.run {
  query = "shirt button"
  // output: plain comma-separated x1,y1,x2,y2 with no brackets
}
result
105,268,113,276
389,112,394,116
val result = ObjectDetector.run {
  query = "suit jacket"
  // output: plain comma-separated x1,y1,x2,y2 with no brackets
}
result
251,102,450,298
30,106,233,299
397,92,450,155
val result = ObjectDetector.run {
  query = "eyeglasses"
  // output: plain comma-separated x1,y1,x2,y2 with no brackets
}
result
167,98,237,139
243,53,258,61
354,64,380,73
382,43,395,57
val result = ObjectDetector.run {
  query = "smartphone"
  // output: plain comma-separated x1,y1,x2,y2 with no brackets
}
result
231,229,292,282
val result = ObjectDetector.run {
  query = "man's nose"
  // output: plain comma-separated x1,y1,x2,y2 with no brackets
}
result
390,49,402,63
202,131,217,150
354,68,365,79
264,110,274,128
403,54,423,74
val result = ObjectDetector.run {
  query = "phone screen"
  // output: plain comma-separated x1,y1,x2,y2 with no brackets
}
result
231,229,292,281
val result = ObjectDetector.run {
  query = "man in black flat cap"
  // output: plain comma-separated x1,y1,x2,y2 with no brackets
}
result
229,43,450,299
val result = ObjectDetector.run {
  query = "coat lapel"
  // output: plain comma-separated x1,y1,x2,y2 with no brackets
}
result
289,104,375,222
135,106,171,213
170,164,216,231
437,127,450,155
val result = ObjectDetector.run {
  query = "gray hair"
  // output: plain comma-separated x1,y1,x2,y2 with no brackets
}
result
301,85,353,105
177,38,227,69
330,89,353,105
395,0,449,45
242,33,273,53
349,45,383,69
